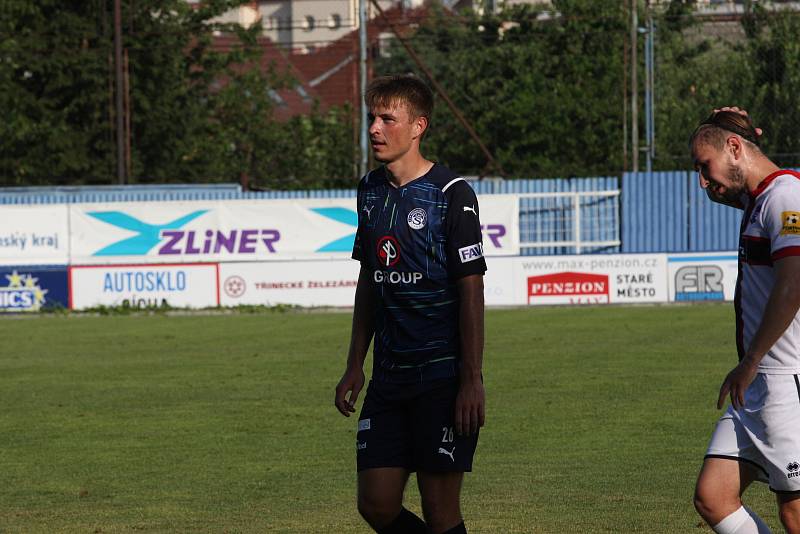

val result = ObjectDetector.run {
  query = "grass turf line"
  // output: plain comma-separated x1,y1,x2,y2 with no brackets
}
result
0,304,780,532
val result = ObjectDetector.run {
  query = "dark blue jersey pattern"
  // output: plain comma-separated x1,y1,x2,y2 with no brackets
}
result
352,163,487,383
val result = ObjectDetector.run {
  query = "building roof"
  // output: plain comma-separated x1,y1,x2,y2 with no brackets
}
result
211,33,320,119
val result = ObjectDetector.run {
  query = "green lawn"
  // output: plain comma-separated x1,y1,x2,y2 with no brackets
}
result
0,304,781,533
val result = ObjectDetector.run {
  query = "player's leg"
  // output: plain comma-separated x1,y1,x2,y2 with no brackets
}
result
417,470,465,533
357,467,427,532
697,394,774,533
694,457,771,532
777,494,800,534
412,378,479,534
760,374,800,534
356,381,426,533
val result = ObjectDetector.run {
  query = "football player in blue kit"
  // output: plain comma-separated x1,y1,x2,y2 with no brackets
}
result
334,75,487,534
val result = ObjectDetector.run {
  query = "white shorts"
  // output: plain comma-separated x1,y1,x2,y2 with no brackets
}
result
706,373,800,494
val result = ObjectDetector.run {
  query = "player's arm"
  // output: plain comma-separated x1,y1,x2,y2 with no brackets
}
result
335,265,375,417
718,255,800,409
455,274,485,436
443,180,487,436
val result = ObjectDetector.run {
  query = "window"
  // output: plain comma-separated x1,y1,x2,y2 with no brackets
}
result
329,13,342,29
303,15,315,31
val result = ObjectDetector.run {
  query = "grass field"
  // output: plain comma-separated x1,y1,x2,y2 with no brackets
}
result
0,304,783,533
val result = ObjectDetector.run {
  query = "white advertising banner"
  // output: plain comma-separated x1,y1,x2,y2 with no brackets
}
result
220,256,520,308
513,254,669,306
0,205,70,265
68,195,516,265
69,199,357,265
218,260,359,307
483,257,516,306
69,263,219,309
667,252,738,302
478,195,519,256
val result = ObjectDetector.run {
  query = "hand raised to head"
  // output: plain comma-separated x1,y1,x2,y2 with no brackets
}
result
713,106,763,137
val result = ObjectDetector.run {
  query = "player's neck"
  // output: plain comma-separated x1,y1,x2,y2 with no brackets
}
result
746,157,781,193
384,152,434,188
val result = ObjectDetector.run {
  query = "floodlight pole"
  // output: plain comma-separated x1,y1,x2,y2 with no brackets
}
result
358,0,368,178
114,0,126,184
630,0,638,173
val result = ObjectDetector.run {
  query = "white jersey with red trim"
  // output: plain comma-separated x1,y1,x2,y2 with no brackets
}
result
737,169,800,373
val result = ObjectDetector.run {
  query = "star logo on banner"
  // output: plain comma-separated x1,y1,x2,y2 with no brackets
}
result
5,271,23,288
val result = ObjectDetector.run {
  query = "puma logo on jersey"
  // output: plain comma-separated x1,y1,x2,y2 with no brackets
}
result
463,205,477,215
362,205,374,220
438,447,456,462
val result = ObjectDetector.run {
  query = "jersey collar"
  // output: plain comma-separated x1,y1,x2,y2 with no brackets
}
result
749,169,800,198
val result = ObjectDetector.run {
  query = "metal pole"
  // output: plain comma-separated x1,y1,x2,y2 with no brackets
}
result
358,0,368,178
574,193,582,255
622,21,628,172
114,0,126,184
124,48,132,181
644,16,651,173
630,0,638,173
649,15,655,166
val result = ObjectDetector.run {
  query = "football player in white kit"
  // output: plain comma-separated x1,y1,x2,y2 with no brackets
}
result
691,109,800,534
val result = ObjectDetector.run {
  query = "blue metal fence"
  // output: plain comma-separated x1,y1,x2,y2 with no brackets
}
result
0,177,619,203
0,173,744,254
0,183,243,205
621,171,739,253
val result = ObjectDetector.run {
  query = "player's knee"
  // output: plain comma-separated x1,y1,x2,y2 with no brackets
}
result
693,486,712,518
357,492,400,528
693,484,727,522
420,495,460,532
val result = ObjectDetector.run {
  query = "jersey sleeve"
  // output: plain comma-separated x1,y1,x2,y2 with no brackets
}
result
763,179,800,261
444,181,487,279
351,179,365,262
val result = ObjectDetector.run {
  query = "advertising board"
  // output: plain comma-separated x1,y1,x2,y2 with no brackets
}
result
69,263,219,309
0,266,69,312
667,253,738,302
0,205,70,265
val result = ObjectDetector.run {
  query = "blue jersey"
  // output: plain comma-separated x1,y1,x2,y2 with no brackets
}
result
352,164,487,383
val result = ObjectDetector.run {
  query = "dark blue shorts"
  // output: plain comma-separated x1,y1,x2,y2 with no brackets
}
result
356,378,479,473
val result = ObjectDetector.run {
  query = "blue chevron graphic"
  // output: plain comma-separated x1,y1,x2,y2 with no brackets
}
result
310,207,357,252
88,210,208,255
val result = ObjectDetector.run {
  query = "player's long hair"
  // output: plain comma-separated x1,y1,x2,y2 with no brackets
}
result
690,110,761,151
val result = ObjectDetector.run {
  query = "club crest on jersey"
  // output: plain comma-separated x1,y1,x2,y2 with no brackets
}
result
458,242,484,263
376,236,401,267
407,208,427,230
781,211,800,235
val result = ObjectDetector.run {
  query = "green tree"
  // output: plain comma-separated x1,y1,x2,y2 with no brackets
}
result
0,0,116,184
738,3,800,166
0,0,358,188
375,0,628,178
650,0,751,169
